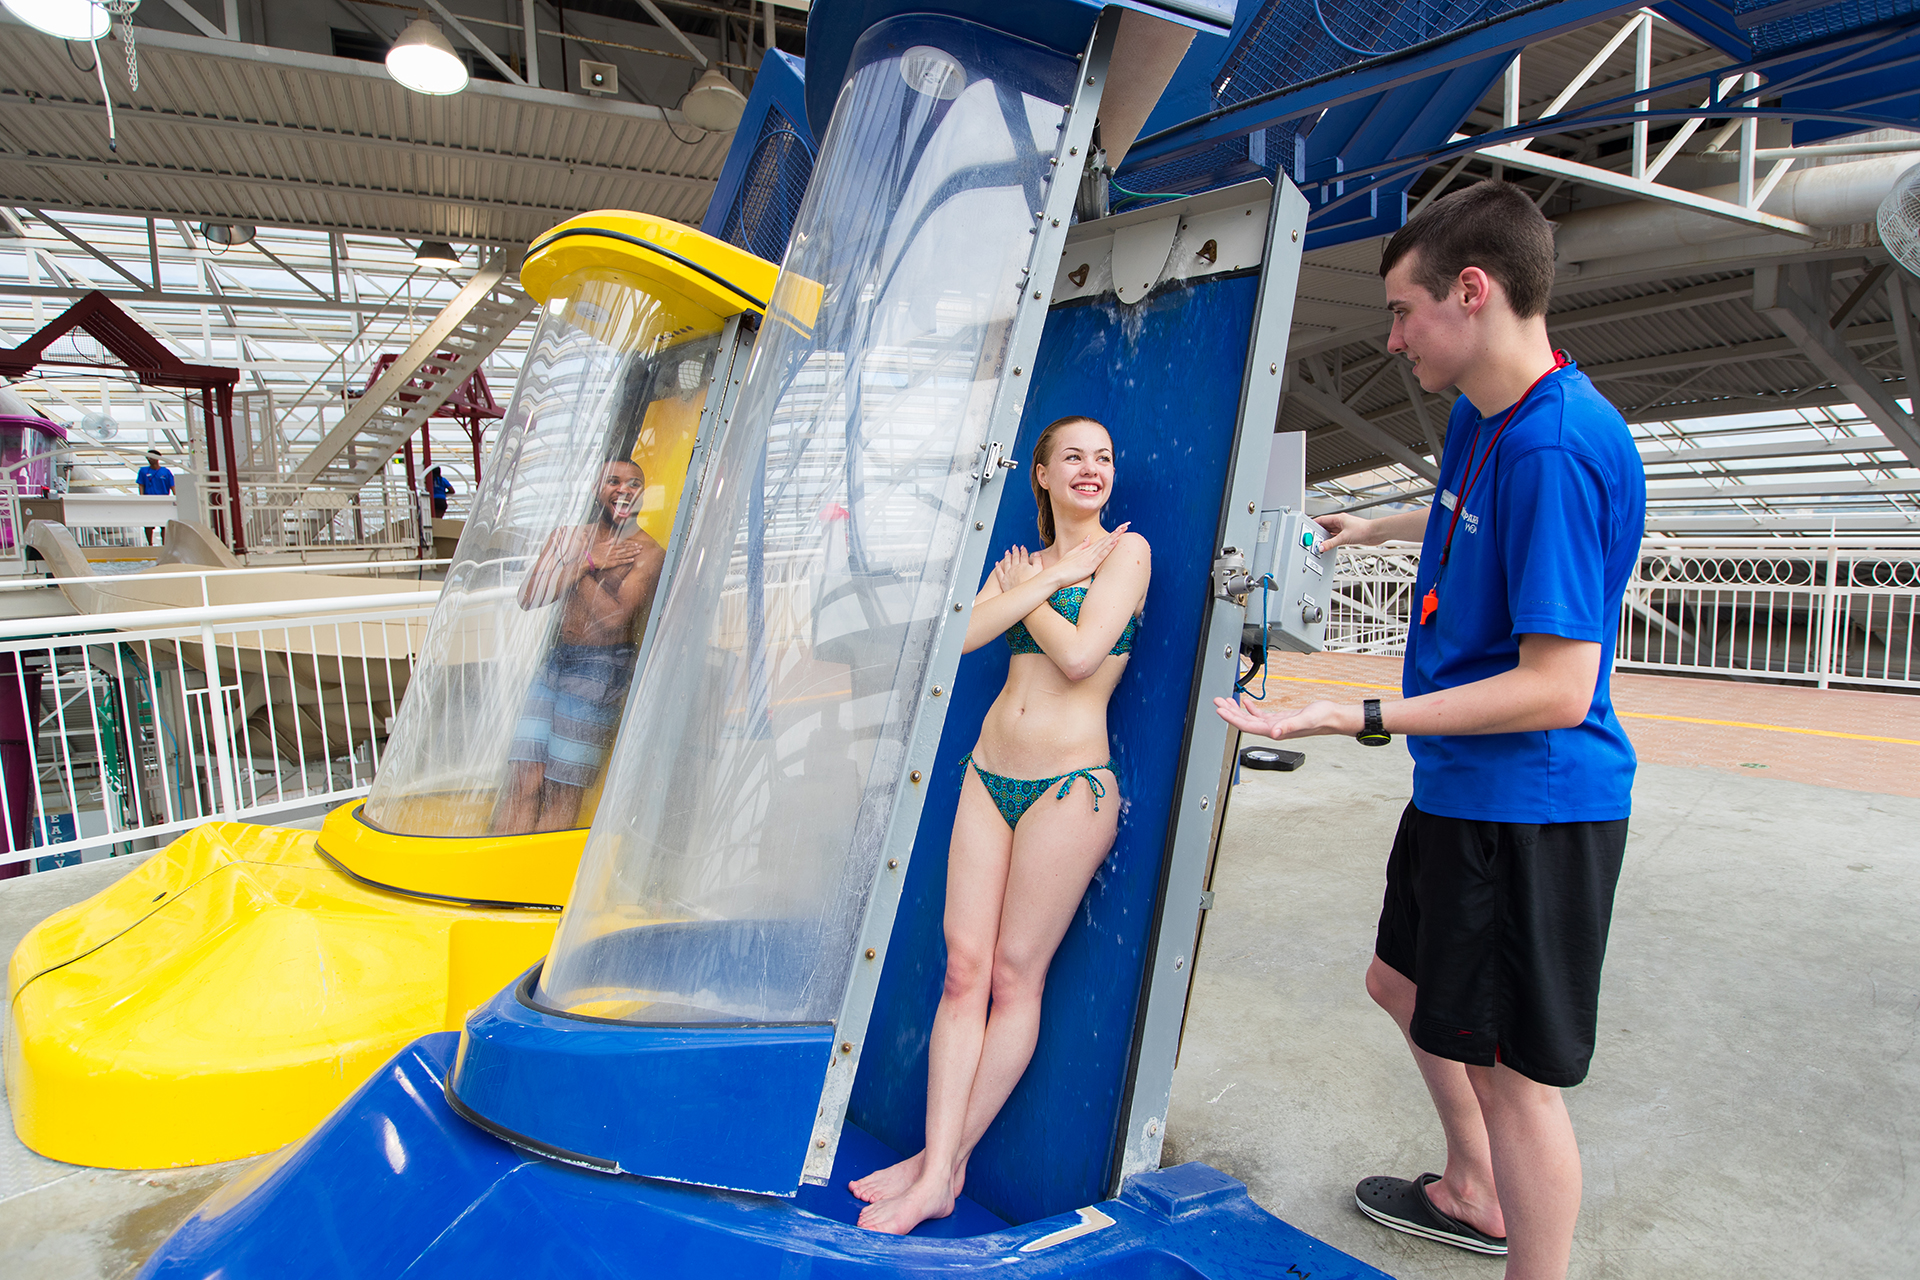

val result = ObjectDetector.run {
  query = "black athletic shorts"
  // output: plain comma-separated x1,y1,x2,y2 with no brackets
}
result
1375,802,1627,1088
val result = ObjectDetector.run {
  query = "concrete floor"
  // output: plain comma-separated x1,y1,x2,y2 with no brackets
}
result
1165,733,1920,1279
0,853,262,1280
0,812,327,1280
2,734,1917,1276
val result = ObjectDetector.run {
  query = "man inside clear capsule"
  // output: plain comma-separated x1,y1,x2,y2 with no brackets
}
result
494,457,664,832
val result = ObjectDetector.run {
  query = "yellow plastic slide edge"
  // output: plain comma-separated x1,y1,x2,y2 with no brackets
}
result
5,822,555,1168
317,801,585,908
519,210,779,325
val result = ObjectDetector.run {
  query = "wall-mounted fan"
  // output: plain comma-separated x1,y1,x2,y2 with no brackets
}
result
1876,161,1920,276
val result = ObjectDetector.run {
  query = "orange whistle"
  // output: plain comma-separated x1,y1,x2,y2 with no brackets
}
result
1419,587,1438,626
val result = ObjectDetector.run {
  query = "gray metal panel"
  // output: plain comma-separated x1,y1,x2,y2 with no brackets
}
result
1112,176,1311,1191
800,9,1124,1185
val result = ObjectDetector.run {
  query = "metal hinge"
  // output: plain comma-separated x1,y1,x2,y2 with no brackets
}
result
1213,548,1248,603
975,441,1016,486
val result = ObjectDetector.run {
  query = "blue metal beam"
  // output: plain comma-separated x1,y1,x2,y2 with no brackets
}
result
1124,0,1636,172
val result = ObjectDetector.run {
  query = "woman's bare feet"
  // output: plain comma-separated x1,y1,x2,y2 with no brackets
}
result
856,1172,956,1235
849,1151,924,1204
850,1151,969,1207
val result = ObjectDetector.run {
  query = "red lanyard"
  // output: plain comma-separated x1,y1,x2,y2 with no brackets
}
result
1420,351,1569,626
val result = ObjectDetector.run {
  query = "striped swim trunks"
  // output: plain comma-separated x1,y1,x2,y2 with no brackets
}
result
507,642,637,789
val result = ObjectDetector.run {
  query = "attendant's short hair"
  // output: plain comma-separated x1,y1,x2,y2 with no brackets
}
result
1379,181,1556,318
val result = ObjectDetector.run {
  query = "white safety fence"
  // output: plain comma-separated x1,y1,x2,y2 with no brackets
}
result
0,575,443,872
162,470,464,559
1324,538,1920,692
228,474,431,557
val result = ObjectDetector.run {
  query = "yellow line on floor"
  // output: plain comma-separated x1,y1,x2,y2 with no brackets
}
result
1263,675,1399,691
1615,713,1920,747
1261,676,1920,746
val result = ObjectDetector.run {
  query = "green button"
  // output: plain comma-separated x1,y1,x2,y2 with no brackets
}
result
1300,530,1315,549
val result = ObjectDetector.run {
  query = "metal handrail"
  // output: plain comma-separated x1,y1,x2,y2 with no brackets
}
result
0,591,444,641
0,558,454,592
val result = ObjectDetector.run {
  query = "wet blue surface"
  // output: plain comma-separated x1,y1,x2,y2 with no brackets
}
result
139,1032,1388,1279
850,276,1263,1226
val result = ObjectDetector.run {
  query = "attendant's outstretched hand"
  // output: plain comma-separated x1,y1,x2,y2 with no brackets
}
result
1310,512,1371,549
1213,692,1355,740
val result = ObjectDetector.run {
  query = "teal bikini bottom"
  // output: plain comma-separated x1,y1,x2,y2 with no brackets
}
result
960,753,1115,829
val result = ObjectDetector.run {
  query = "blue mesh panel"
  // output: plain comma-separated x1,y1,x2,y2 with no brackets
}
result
1114,125,1295,209
718,105,815,265
1215,0,1537,103
1736,0,1920,53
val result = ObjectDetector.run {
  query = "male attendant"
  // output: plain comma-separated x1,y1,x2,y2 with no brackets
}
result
1217,181,1645,1280
136,450,175,545
425,466,455,520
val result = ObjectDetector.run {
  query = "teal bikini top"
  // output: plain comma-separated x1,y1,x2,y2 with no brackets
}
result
1006,583,1139,657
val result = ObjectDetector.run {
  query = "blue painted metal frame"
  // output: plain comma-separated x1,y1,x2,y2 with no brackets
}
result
1124,0,1634,173
446,967,835,1195
1115,0,1633,247
139,1033,1391,1278
699,49,814,256
1119,0,1920,252
847,271,1265,1227
801,0,1237,139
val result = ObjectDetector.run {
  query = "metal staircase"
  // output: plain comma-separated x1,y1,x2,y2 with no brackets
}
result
288,250,536,490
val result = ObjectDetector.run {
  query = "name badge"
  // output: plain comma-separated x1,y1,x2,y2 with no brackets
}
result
1440,489,1458,511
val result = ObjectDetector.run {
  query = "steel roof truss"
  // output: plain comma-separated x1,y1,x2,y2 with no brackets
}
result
1754,261,1920,468
1294,354,1440,482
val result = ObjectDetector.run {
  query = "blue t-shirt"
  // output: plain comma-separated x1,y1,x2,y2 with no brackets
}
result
136,465,174,496
1404,360,1646,824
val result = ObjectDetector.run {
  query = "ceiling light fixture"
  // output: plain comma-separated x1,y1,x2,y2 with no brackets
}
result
415,240,461,268
679,68,747,132
199,222,256,246
386,18,468,96
1,0,111,41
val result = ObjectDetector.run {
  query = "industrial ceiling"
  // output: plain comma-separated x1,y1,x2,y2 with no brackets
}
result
2,0,1919,534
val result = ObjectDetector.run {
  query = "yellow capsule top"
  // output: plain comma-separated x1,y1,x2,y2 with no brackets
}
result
520,211,777,331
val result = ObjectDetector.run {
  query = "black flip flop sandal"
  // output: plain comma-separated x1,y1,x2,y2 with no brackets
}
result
1354,1172,1509,1256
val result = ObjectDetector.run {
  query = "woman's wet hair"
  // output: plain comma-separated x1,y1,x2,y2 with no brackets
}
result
1029,416,1109,546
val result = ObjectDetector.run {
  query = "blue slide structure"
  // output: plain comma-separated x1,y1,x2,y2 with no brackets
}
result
135,1,1437,1276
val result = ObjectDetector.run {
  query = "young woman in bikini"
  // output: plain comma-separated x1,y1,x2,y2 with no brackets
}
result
852,415,1151,1235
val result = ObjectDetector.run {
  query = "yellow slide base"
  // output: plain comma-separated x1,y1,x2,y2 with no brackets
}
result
5,822,557,1169
318,802,587,908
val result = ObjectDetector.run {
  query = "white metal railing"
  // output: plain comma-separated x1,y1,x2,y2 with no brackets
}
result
1323,538,1920,691
0,589,439,871
0,480,23,577
1323,543,1423,656
0,556,450,588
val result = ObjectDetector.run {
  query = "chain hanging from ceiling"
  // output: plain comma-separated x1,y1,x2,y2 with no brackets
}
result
87,0,141,151
104,0,140,91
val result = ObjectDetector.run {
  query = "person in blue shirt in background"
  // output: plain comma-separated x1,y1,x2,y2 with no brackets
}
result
425,465,454,520
1218,182,1645,1280
136,449,175,545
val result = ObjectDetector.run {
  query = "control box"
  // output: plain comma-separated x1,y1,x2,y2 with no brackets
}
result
1250,506,1330,653
1250,432,1330,654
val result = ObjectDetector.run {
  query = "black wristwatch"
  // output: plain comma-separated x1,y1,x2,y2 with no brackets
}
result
1357,698,1391,747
